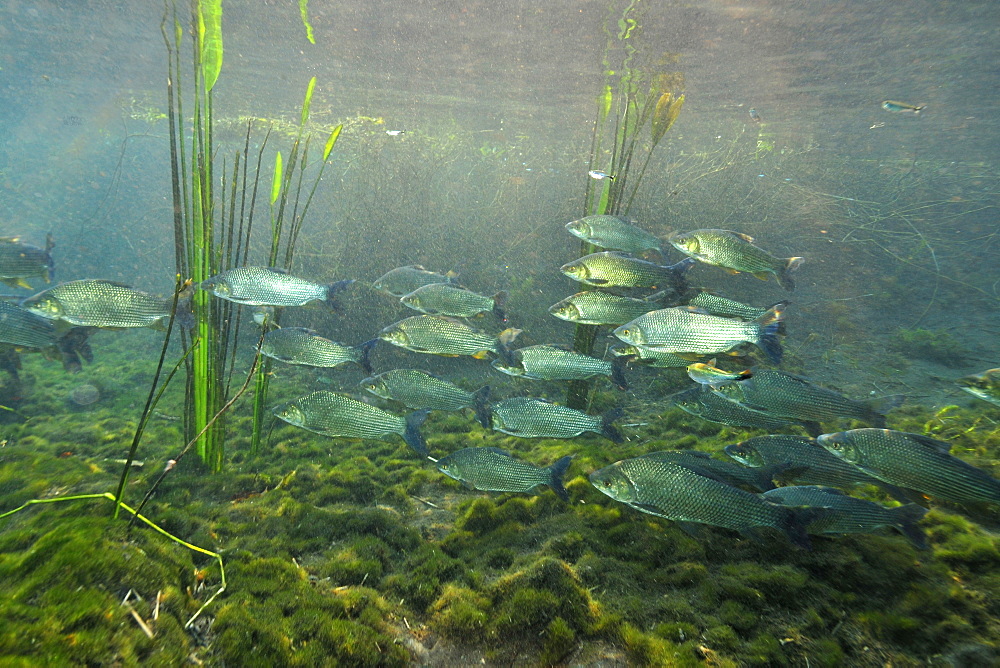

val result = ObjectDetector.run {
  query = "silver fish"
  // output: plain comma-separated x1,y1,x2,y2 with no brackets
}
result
436,447,572,501
486,396,622,442
372,265,456,297
22,280,177,329
261,327,374,372
201,266,352,308
564,215,661,253
273,390,428,457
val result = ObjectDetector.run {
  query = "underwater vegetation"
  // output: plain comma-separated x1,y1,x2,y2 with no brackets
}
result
3,338,1000,665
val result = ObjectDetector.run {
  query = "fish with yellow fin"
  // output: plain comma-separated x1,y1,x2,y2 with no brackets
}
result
667,229,803,291
0,235,54,288
377,314,519,363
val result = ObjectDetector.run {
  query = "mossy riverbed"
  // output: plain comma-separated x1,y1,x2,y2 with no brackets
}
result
1,351,999,666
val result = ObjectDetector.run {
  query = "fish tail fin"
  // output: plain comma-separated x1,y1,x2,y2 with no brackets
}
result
891,503,929,550
492,291,509,323
610,355,629,391
325,279,355,311
776,257,804,292
357,338,378,375
601,407,625,443
403,410,430,458
781,507,820,550
753,301,787,364
548,455,573,502
472,385,492,429
494,332,518,366
866,394,905,427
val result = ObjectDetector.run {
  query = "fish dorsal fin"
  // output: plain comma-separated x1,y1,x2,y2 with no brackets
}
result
284,326,318,336
405,264,427,270
265,267,289,274
0,237,21,244
903,432,953,454
733,232,755,243
483,446,512,457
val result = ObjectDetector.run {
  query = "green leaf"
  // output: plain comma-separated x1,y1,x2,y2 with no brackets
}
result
300,77,317,127
271,152,283,205
652,93,684,146
199,0,223,92
598,84,613,123
322,124,343,161
299,0,316,44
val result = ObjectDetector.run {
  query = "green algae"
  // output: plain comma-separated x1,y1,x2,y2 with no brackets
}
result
3,342,1000,666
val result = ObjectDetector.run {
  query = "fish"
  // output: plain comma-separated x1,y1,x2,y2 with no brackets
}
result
672,386,794,430
589,456,813,548
956,368,1000,407
0,235,54,288
261,327,375,373
436,447,572,501
687,292,770,321
560,252,694,289
687,359,753,389
273,390,428,457
372,265,456,297
401,283,507,321
610,345,692,369
817,428,1000,506
491,344,628,390
724,434,916,502
252,306,276,328
548,291,659,326
748,108,762,123
377,315,517,363
564,215,661,253
640,450,780,492
485,396,623,442
0,300,57,349
762,486,928,549
588,169,614,181
22,280,178,329
881,100,925,114
613,303,785,364
712,369,903,435
201,266,353,308
667,229,803,291
360,368,491,419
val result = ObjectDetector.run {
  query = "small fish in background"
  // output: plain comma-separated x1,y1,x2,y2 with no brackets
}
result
672,386,794,430
491,343,629,390
560,252,694,290
588,169,615,181
724,434,916,503
0,235,55,288
485,396,624,442
748,108,762,123
762,485,929,549
201,266,353,309
667,228,804,292
252,306,276,328
273,390,429,457
378,314,519,363
372,265,457,297
564,215,662,254
260,327,375,373
881,100,925,114
385,129,405,136
817,428,1000,507
361,368,491,418
401,283,507,321
435,447,572,501
548,291,660,326
687,358,753,389
955,368,1000,407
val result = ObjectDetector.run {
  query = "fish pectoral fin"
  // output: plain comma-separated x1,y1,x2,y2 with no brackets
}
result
752,272,772,282
472,351,490,359
724,268,741,275
2,278,32,289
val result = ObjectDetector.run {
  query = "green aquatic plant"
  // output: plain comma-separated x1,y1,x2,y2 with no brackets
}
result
567,0,684,409
162,0,342,470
